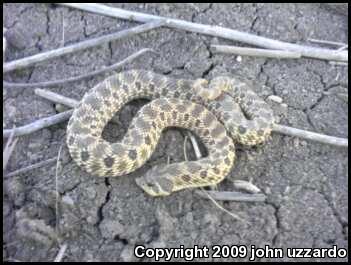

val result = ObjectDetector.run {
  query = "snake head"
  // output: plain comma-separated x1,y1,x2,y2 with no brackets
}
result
135,165,174,197
194,76,233,101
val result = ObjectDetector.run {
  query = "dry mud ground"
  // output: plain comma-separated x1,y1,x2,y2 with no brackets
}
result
3,3,348,262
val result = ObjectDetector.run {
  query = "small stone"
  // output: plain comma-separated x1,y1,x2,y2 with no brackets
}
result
100,219,124,239
55,103,69,113
62,195,75,206
121,245,139,262
267,95,283,104
86,187,97,199
236,55,242,62
280,103,288,108
86,216,94,224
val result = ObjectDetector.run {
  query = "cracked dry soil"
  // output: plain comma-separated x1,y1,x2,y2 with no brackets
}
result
3,3,348,262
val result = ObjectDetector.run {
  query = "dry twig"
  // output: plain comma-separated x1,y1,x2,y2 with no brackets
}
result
195,190,266,202
54,244,67,262
3,128,18,170
272,124,348,148
211,45,301,59
5,157,57,178
3,20,165,73
57,3,348,62
3,110,73,138
329,61,348,67
35,89,78,108
308,38,347,47
55,144,63,238
3,48,157,88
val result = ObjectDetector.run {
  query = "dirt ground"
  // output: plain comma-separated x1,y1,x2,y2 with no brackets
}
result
3,3,348,262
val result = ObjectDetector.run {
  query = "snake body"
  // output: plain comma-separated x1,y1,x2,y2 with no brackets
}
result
66,70,274,196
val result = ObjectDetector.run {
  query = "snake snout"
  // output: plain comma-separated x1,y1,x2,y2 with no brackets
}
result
135,176,171,197
136,165,173,196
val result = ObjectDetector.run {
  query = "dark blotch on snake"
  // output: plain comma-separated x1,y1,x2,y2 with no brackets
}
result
135,81,141,90
195,119,201,127
172,111,177,119
81,151,90,162
181,174,191,182
128,149,137,160
104,156,115,168
224,157,231,166
184,114,190,121
160,112,165,121
144,136,151,145
200,171,207,178
161,87,168,96
68,136,75,146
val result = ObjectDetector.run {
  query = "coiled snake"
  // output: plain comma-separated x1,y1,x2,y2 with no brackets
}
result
66,70,274,196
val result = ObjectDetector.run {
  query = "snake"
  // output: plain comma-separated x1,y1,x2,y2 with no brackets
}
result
66,70,274,196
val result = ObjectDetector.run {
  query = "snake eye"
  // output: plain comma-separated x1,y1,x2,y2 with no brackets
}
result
146,182,154,188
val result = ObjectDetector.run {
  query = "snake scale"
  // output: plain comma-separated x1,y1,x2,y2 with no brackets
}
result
66,70,274,196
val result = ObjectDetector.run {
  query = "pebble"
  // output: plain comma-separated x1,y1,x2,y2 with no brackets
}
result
62,194,75,206
121,245,138,262
267,95,283,104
